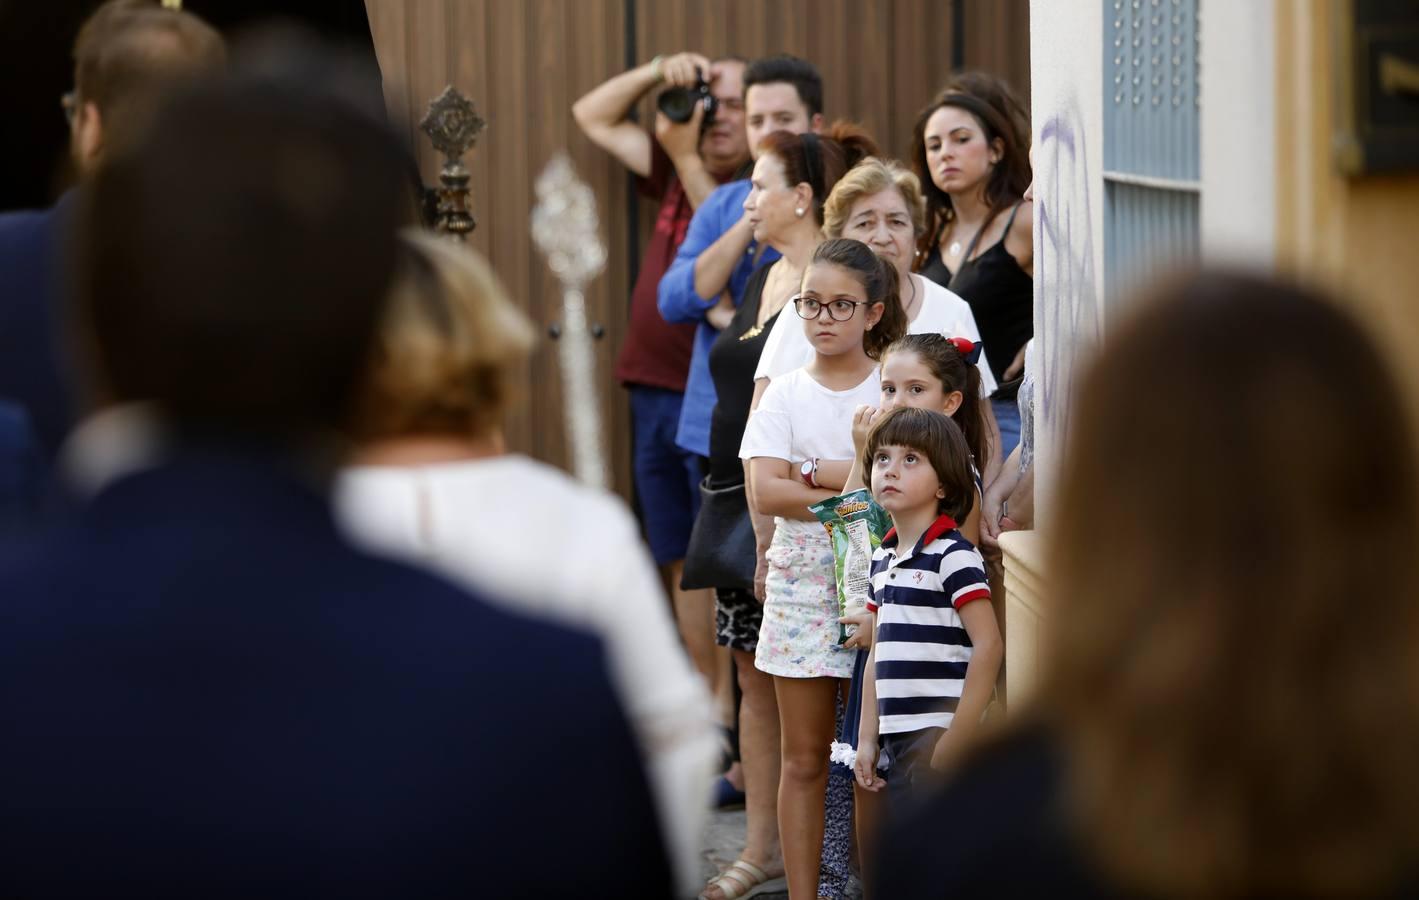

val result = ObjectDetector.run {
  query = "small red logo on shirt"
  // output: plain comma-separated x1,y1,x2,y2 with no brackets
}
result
913,571,925,584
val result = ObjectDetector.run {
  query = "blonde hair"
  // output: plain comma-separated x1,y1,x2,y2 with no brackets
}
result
354,230,535,440
822,157,926,240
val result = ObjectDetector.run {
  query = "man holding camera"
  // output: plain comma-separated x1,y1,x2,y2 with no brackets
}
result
573,54,748,705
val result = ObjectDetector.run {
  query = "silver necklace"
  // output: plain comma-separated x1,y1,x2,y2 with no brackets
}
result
947,216,987,261
903,272,919,320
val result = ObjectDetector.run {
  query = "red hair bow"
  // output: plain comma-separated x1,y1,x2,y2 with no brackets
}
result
947,336,983,365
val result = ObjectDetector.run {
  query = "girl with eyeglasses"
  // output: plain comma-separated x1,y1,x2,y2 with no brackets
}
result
753,156,1006,491
739,238,906,899
697,125,875,900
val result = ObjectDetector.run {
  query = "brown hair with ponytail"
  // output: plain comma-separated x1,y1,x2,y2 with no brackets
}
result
808,238,906,360
757,121,880,226
880,333,989,475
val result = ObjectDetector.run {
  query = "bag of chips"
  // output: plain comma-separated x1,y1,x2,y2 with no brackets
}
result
810,488,892,644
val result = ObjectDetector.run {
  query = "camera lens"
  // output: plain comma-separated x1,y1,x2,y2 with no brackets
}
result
657,87,697,124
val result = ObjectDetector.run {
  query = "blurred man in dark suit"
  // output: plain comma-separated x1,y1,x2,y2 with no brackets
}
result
0,0,226,538
0,0,384,461
0,402,44,537
0,35,671,899
0,0,381,213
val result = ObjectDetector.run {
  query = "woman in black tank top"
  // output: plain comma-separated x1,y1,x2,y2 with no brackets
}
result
910,73,1033,460
919,201,1032,391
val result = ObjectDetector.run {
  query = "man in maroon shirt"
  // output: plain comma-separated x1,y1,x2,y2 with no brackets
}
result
574,52,749,688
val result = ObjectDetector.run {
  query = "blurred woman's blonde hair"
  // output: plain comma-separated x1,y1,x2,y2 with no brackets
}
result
1041,270,1419,896
822,156,926,240
354,229,535,441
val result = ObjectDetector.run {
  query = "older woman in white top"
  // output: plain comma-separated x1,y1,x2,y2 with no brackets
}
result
334,231,717,896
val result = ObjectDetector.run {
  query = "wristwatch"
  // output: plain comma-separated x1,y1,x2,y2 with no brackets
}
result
800,458,819,488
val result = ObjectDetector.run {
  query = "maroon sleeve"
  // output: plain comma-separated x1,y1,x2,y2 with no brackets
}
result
636,136,673,200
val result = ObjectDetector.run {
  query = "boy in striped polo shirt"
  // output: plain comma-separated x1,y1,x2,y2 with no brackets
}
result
851,407,1003,802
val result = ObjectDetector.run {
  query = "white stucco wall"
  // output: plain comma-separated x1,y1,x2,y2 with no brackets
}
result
1029,0,1107,526
1199,1,1276,265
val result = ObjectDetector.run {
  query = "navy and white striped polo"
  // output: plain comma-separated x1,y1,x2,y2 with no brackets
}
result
869,513,990,736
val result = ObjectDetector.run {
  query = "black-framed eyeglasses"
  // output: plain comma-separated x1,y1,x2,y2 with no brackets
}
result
793,295,869,321
61,91,78,127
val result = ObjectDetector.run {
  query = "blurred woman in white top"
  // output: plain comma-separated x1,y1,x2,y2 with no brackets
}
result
334,230,717,895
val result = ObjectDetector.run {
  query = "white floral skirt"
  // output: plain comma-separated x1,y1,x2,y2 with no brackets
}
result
753,523,855,680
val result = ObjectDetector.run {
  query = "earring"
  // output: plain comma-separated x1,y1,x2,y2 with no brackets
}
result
795,207,805,217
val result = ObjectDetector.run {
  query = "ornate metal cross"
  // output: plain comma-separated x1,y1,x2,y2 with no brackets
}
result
419,85,487,240
530,153,608,489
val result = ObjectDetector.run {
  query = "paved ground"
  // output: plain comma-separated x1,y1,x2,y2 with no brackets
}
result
697,806,788,899
697,805,863,900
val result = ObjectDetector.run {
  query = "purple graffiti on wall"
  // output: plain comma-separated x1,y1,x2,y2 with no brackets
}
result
1036,104,1102,459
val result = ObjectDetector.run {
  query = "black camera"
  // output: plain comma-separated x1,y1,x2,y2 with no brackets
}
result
657,68,716,128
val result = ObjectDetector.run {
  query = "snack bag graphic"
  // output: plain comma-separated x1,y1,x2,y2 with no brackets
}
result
809,488,892,644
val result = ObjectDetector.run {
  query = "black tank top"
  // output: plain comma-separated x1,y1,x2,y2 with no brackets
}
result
920,201,1032,399
707,263,779,487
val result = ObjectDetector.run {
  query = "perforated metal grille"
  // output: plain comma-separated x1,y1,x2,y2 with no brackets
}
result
1103,0,1201,306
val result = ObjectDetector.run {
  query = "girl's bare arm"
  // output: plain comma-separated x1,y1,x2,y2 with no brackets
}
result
748,457,836,521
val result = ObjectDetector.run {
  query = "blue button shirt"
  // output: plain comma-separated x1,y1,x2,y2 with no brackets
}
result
657,179,780,457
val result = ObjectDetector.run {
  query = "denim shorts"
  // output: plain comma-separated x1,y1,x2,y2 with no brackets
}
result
880,726,946,806
991,395,1022,461
629,386,702,565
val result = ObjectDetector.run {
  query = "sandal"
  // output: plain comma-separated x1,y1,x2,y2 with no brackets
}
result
699,860,785,900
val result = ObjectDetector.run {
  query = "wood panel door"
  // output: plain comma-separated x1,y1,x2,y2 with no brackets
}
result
365,0,635,497
366,0,1029,502
631,0,1029,162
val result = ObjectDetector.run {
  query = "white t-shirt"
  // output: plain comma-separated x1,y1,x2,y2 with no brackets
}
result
334,454,715,896
740,367,881,533
753,273,997,397
740,367,880,464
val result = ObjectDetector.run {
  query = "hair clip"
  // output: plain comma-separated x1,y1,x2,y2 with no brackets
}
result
947,336,983,366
